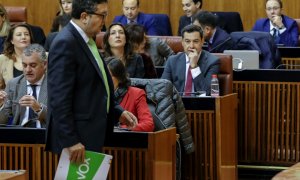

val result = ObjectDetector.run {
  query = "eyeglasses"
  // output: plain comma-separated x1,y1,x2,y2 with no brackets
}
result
88,12,107,20
266,6,281,11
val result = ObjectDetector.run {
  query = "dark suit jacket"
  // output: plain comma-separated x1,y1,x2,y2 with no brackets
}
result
210,27,235,53
161,51,220,95
46,23,123,154
28,24,46,45
252,15,299,47
178,15,191,36
44,32,58,51
113,12,159,35
0,75,48,127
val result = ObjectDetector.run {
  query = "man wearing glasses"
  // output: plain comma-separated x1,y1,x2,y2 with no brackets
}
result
252,0,298,46
46,0,137,164
113,0,159,35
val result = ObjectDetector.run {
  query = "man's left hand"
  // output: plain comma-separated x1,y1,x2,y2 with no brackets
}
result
119,111,137,129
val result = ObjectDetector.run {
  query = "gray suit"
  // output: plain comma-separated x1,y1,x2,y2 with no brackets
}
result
161,50,220,95
0,75,47,127
147,38,174,66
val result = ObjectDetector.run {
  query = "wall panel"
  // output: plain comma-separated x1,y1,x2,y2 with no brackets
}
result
1,0,299,36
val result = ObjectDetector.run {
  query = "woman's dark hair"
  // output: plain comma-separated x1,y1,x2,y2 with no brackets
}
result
103,23,134,66
125,23,150,50
107,56,131,89
3,23,33,61
51,14,72,32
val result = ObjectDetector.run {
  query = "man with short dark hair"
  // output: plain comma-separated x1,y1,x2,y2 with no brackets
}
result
113,0,159,35
178,0,202,35
162,24,220,96
193,11,235,53
46,0,137,164
0,44,48,128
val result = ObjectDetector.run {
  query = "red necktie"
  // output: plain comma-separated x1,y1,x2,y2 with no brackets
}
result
184,66,193,96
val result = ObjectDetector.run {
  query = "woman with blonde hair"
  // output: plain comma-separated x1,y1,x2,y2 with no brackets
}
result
0,24,33,89
0,4,11,53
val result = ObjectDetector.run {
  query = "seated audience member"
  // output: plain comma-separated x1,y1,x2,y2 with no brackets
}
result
113,0,159,35
126,23,174,66
0,44,48,128
0,24,32,89
45,14,71,51
193,11,235,53
178,0,202,36
0,4,10,54
252,0,298,47
51,0,72,32
103,23,145,78
107,57,154,132
162,24,220,96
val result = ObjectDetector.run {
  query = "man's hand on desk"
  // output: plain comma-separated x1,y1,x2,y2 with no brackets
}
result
119,111,137,130
68,142,85,164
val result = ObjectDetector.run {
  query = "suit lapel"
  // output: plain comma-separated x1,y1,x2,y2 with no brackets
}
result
38,75,47,105
198,51,209,73
179,53,187,92
14,77,27,125
67,24,106,84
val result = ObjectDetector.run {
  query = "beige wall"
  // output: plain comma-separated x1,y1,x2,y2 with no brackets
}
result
2,0,299,35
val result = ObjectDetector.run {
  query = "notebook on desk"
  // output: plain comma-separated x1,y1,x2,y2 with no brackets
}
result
223,50,260,70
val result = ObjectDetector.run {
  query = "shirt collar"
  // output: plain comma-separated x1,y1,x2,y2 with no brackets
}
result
26,75,45,86
209,28,217,44
269,21,278,31
70,20,90,44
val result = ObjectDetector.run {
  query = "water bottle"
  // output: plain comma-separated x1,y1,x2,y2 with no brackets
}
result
211,74,219,97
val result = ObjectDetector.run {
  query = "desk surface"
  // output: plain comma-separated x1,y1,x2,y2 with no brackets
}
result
233,69,300,82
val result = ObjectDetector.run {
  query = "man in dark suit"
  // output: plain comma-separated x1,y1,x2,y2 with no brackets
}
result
162,24,220,96
178,0,202,35
113,0,158,35
193,11,235,53
0,44,48,128
252,0,298,47
46,0,137,164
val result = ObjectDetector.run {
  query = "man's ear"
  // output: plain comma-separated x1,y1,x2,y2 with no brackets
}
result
196,2,201,9
80,12,90,25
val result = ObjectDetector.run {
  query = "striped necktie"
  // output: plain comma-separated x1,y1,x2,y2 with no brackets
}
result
87,38,110,112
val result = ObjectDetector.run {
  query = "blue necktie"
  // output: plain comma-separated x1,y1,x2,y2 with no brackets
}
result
27,84,37,127
272,28,280,44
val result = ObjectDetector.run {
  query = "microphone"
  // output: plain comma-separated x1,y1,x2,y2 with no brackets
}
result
275,64,300,69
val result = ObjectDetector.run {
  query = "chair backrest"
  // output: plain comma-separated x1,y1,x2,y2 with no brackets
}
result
4,6,27,25
212,53,233,96
231,31,281,69
149,36,183,53
294,18,300,45
149,14,172,36
211,11,243,33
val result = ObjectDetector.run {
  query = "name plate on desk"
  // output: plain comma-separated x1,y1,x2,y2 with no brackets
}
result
182,96,216,110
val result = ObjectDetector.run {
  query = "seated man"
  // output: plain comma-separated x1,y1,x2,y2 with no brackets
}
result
0,44,47,128
162,24,220,96
252,0,298,47
178,0,202,35
193,11,235,53
113,0,158,35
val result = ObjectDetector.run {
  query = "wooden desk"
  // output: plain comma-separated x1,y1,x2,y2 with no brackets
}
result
278,47,300,69
0,128,176,180
181,94,238,180
233,70,300,167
